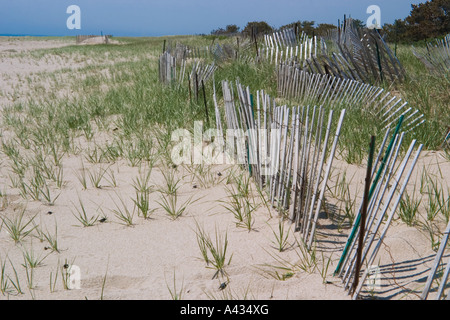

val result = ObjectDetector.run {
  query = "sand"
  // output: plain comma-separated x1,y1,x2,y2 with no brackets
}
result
78,36,120,45
0,37,449,301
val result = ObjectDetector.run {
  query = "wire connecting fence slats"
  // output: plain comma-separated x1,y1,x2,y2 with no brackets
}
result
413,34,450,73
218,80,346,246
277,64,425,132
330,116,424,299
159,51,178,85
155,33,443,300
325,18,405,84
159,49,217,96
262,28,324,66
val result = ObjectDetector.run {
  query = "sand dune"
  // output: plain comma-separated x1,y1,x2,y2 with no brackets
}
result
0,37,448,301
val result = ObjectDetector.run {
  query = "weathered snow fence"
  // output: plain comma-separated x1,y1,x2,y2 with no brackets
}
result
325,18,406,84
277,64,425,132
214,81,427,299
351,136,376,296
265,19,405,85
262,28,324,66
413,33,450,73
331,116,424,299
217,80,346,246
164,38,257,65
158,51,178,85
159,48,217,99
189,60,217,101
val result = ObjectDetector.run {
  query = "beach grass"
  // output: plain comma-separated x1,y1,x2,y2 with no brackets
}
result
0,34,448,300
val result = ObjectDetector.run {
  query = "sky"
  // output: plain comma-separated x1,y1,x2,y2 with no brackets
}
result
0,0,425,37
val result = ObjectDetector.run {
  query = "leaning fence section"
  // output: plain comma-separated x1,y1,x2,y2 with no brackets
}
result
420,220,450,300
158,51,179,85
332,117,424,299
325,18,406,84
216,80,346,247
413,34,450,73
215,82,432,299
158,50,217,92
261,28,326,66
188,60,217,101
165,39,257,65
277,63,425,132
264,19,406,86
443,129,450,150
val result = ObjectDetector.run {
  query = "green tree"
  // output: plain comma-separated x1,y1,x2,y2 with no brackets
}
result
405,0,450,41
383,19,409,43
351,19,366,30
225,24,240,34
301,21,316,36
211,24,240,36
382,0,449,43
279,21,301,31
242,21,273,38
211,27,226,35
316,23,337,36
279,20,317,36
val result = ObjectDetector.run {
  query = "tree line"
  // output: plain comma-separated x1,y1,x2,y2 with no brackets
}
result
210,21,336,38
210,0,449,43
383,0,449,43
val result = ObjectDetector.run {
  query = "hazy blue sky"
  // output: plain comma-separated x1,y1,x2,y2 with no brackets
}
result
0,0,424,37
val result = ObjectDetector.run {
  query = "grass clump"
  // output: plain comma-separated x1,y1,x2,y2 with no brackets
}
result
194,222,232,279
398,190,422,227
1,209,37,244
222,172,259,232
110,193,136,226
71,197,99,227
269,219,291,252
